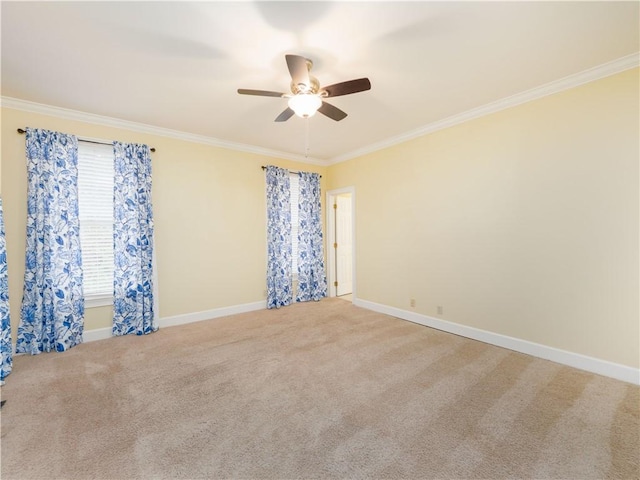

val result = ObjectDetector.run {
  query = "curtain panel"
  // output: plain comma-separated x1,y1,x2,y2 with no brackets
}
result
265,166,293,308
112,142,157,336
16,128,85,354
296,172,327,302
0,198,12,381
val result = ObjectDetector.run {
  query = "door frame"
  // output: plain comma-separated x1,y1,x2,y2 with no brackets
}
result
326,186,356,299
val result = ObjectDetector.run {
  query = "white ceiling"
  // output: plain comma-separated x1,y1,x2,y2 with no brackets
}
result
2,1,638,163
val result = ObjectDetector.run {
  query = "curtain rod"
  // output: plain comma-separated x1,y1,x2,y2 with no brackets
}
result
261,165,321,178
17,128,156,153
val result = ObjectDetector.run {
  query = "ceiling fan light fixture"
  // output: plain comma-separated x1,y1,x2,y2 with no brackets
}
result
238,54,370,122
288,94,322,118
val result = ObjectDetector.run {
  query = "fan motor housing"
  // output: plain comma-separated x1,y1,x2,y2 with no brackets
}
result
291,75,320,95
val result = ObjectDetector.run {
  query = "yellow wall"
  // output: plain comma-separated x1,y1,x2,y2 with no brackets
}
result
327,68,639,368
1,107,326,333
1,68,637,370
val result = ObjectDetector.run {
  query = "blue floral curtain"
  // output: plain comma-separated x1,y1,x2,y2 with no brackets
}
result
296,172,327,302
16,128,84,354
266,166,293,308
0,198,12,381
112,142,157,336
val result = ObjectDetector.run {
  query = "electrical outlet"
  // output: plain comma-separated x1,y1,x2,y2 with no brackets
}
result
410,298,416,308
437,305,443,315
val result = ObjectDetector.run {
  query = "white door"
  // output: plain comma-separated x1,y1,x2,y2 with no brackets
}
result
336,194,352,296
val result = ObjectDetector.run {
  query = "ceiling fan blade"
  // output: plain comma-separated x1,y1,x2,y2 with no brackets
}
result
285,54,310,88
237,89,285,97
318,101,347,121
275,108,295,122
322,78,371,98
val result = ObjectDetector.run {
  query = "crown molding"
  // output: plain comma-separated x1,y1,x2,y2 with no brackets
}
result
3,53,637,168
328,52,640,165
0,96,327,166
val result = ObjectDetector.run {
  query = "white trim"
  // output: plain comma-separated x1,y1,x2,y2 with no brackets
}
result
84,294,113,308
354,298,640,386
328,53,640,165
3,54,637,168
159,301,266,329
82,326,113,343
76,301,267,345
11,328,117,351
0,97,325,166
23,296,639,386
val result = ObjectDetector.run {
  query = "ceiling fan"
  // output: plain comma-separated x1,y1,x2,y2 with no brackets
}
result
238,54,371,122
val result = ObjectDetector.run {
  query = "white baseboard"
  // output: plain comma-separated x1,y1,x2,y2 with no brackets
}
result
78,301,267,344
59,297,640,385
13,326,116,352
82,327,113,343
354,298,640,386
159,301,266,328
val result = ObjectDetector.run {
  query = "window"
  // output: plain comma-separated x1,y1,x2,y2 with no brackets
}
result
77,143,114,306
290,173,299,277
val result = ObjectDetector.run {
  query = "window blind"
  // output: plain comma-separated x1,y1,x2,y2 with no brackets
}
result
77,143,114,298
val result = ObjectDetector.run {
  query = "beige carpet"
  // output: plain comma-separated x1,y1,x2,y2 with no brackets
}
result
1,298,638,479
